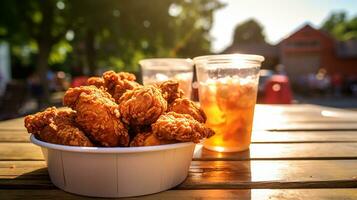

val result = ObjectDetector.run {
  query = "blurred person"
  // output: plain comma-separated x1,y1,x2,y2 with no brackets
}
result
27,73,43,109
297,75,309,95
346,75,357,96
276,64,286,75
307,73,316,96
55,71,70,91
0,70,3,97
47,70,57,92
331,73,342,97
71,76,89,88
314,69,331,96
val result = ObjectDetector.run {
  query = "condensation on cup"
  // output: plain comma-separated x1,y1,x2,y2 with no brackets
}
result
139,58,194,99
194,54,264,152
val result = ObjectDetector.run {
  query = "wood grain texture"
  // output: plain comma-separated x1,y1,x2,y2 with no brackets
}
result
193,143,357,161
1,143,357,161
1,104,357,199
252,131,357,143
0,130,29,142
1,189,357,200
2,104,357,131
4,121,357,131
253,122,357,131
0,118,25,130
1,160,357,189
2,130,357,143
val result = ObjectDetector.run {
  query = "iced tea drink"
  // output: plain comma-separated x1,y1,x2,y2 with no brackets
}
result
194,54,264,152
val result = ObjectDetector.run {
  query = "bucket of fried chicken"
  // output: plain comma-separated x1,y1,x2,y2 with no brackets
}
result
24,71,214,198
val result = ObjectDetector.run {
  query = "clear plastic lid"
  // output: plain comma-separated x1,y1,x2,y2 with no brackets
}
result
193,54,264,68
139,58,193,70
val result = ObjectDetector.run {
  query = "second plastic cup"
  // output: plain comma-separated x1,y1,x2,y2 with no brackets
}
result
139,58,194,99
194,54,264,152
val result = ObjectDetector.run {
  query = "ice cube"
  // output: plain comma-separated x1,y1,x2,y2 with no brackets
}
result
155,73,169,82
174,72,193,80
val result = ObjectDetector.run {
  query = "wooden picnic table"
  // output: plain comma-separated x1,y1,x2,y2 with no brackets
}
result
0,104,357,199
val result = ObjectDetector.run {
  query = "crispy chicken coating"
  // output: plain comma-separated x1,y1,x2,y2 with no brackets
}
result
63,86,129,147
24,107,93,147
168,98,207,123
102,71,140,102
87,77,105,88
119,86,167,126
152,112,214,143
130,131,175,147
157,80,184,103
87,71,140,102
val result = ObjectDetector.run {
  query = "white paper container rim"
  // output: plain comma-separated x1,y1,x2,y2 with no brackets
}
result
30,134,194,154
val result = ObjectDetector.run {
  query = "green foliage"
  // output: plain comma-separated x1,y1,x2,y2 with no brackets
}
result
49,40,72,65
0,0,224,76
322,11,357,41
232,19,266,44
0,0,72,68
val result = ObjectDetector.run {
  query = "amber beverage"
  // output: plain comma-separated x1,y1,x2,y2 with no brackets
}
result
194,54,264,152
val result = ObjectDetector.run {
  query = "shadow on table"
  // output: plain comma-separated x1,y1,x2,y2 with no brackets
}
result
9,168,54,190
10,168,98,199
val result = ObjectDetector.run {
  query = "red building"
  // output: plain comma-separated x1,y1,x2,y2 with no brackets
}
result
279,24,357,79
223,24,357,81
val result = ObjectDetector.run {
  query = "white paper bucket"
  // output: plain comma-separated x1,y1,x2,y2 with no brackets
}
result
30,134,195,198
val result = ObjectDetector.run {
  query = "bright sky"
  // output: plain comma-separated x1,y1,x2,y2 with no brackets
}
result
210,0,357,52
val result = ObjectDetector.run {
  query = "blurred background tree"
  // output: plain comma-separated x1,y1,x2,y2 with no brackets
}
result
322,11,357,41
0,0,72,104
0,0,224,103
232,19,266,44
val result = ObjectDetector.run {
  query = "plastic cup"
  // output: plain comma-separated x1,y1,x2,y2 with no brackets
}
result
194,54,264,152
139,58,194,99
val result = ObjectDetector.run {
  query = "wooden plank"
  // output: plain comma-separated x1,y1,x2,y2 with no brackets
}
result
0,118,25,131
255,104,357,114
0,143,43,161
1,160,357,189
0,130,29,143
184,160,357,189
193,143,357,160
2,120,357,131
252,131,357,143
2,130,357,143
1,142,357,161
1,104,357,131
2,122,357,136
254,106,357,123
1,189,357,200
253,122,357,131
5,120,357,132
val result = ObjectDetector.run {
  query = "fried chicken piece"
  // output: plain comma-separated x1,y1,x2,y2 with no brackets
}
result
102,70,140,102
157,80,184,103
130,131,175,147
87,77,105,88
168,98,207,123
119,85,167,125
63,86,129,147
24,107,93,147
152,112,214,143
